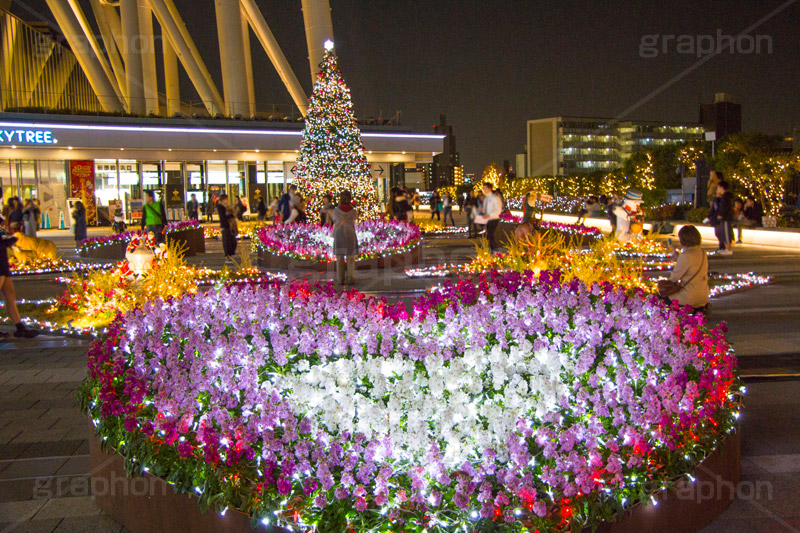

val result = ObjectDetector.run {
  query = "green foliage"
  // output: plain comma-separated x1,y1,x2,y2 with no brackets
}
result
641,189,667,207
643,203,688,221
686,207,710,223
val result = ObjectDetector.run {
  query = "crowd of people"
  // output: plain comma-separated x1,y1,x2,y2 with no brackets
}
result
705,174,764,256
2,197,41,237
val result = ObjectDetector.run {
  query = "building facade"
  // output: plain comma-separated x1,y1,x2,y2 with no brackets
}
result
0,113,443,226
699,93,742,141
431,113,462,189
526,116,703,176
0,7,443,226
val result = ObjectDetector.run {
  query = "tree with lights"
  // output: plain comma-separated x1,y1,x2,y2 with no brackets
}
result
294,41,379,221
473,162,505,192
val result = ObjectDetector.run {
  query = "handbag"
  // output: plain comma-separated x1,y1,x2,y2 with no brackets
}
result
657,279,682,297
658,252,707,298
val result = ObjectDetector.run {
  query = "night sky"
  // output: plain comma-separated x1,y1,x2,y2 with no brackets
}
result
11,0,800,173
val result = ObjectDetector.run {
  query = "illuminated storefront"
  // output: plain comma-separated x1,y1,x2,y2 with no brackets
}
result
0,113,443,226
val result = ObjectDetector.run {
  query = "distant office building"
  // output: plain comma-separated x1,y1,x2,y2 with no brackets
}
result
431,113,462,189
515,151,527,179
454,165,464,186
793,125,800,152
526,117,703,176
699,93,742,140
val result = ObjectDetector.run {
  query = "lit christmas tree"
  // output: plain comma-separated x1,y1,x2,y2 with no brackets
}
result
295,40,379,220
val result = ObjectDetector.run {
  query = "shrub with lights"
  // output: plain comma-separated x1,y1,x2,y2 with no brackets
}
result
76,219,200,255
80,271,740,532
255,220,420,263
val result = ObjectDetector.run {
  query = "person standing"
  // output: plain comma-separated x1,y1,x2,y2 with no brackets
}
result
464,191,479,238
391,188,412,222
112,201,126,233
235,196,247,221
606,195,621,236
285,195,308,224
429,193,441,220
72,200,87,243
277,185,296,223
268,197,279,221
332,190,359,286
23,199,40,237
481,182,503,251
186,193,199,221
141,190,166,245
5,198,23,234
255,196,267,221
515,190,540,241
216,194,237,263
0,228,39,338
320,194,335,226
442,194,455,226
714,179,734,255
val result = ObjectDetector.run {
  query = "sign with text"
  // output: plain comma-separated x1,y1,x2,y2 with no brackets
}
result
68,160,96,225
539,194,553,204
1,129,57,145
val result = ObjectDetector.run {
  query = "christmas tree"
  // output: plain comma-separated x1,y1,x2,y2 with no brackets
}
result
294,41,379,221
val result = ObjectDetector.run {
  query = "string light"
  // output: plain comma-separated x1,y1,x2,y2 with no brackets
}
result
75,220,201,254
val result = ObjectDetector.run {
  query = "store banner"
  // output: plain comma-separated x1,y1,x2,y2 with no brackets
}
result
247,163,266,212
165,172,184,208
69,160,96,225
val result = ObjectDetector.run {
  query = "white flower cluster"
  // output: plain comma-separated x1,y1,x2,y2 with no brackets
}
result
279,339,574,467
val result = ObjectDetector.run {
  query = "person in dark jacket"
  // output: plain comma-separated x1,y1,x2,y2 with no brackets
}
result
255,197,267,221
429,193,441,220
5,197,23,234
0,228,39,338
464,191,479,238
391,188,413,222
141,190,166,244
713,179,734,255
217,194,237,262
320,194,335,226
72,200,87,243
277,185,297,223
186,193,199,220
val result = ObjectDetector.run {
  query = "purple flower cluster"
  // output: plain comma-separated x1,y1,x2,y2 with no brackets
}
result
82,271,739,531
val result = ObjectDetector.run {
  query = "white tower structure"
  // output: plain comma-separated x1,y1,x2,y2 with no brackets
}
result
36,0,335,117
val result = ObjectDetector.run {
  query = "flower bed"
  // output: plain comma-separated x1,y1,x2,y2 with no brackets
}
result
499,212,603,242
77,220,202,257
81,271,740,532
255,220,421,263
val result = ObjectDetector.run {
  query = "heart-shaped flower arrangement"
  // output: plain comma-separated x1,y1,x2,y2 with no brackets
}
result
81,270,740,532
255,220,420,263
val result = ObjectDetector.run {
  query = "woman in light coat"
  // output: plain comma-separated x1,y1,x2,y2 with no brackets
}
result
332,190,359,285
668,225,709,310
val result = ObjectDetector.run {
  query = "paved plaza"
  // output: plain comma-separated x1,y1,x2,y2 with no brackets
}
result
1,224,799,532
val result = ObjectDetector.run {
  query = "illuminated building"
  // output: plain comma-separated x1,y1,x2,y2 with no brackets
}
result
0,7,442,224
526,117,704,176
